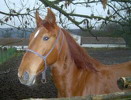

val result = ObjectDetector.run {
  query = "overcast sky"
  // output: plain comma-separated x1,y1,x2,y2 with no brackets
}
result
0,0,108,29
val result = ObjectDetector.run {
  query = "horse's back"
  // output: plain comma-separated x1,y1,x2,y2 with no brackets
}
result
93,62,131,94
108,61,131,78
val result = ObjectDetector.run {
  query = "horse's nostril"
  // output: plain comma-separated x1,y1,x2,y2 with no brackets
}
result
23,71,29,80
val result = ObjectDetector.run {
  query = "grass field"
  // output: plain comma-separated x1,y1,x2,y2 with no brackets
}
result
0,48,17,64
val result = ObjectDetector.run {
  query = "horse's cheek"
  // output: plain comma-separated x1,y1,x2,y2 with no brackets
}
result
47,48,58,65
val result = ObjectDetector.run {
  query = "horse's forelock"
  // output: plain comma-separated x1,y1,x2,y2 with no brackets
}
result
42,20,56,32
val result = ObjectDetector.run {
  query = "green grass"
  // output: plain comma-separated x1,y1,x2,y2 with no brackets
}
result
0,48,17,64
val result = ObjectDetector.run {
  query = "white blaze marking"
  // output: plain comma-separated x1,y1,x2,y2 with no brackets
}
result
34,29,40,38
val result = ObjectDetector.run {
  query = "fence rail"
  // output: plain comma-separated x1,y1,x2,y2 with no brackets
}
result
23,91,131,100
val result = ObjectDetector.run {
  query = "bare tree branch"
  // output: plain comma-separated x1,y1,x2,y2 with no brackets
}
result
0,0,130,39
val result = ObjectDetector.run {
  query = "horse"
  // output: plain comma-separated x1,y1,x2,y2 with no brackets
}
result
18,8,131,97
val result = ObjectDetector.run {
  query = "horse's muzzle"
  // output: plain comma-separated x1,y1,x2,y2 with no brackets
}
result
18,71,36,86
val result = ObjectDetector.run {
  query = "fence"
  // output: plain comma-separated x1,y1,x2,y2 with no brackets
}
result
23,91,131,100
0,47,17,64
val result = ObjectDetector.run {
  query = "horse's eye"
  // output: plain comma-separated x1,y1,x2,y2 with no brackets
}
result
43,36,49,41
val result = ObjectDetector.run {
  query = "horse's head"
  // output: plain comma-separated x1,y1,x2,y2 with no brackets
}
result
18,8,62,86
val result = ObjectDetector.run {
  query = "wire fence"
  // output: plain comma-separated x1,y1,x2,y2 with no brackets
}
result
0,47,17,64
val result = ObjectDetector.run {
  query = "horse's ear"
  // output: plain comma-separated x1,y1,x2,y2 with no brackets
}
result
35,11,43,27
45,8,56,25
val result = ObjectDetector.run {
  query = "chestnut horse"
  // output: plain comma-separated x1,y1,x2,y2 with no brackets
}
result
18,8,131,97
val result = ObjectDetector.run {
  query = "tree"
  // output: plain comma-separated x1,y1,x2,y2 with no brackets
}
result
0,0,131,40
0,0,45,32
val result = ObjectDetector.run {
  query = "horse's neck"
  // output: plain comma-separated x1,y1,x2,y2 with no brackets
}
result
50,35,93,97
51,53,96,97
50,35,75,96
51,54,77,97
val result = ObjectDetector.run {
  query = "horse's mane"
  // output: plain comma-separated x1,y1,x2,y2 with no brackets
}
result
62,29,98,71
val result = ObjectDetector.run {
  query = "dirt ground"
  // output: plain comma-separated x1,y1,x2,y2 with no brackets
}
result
0,48,131,100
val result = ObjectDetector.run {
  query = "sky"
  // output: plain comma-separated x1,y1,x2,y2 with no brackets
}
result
0,0,108,29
